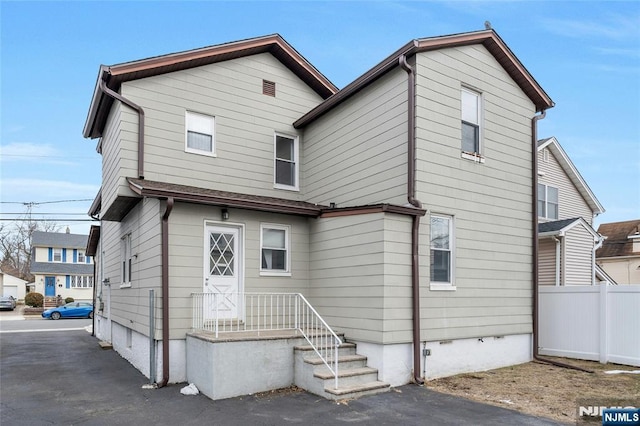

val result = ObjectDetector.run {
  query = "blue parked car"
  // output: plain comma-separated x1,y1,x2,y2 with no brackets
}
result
42,302,93,320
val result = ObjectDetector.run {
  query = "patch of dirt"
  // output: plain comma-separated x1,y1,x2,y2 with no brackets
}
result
253,385,304,399
425,357,640,424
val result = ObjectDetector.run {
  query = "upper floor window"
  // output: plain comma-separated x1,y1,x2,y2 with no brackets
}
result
430,214,454,288
274,133,299,190
260,224,290,275
461,87,482,157
77,250,85,263
53,248,62,262
185,111,215,156
538,184,559,220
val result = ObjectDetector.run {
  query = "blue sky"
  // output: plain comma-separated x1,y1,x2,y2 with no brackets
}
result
1,1,639,235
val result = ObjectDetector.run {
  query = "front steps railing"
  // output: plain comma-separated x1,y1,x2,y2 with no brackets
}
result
192,292,342,389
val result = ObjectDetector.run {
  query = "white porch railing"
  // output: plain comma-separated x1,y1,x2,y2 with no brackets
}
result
191,292,343,389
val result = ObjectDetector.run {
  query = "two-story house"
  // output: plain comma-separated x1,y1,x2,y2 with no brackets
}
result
84,29,555,400
536,137,606,286
31,230,94,302
596,219,640,284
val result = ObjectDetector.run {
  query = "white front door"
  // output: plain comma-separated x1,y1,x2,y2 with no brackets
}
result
204,225,241,319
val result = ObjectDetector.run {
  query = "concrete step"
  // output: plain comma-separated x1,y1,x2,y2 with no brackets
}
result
324,381,391,400
304,354,368,370
294,342,356,356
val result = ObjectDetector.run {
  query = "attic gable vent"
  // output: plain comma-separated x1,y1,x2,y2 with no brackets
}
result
263,80,276,97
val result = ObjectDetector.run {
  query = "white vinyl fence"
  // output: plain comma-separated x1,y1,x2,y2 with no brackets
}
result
539,284,640,367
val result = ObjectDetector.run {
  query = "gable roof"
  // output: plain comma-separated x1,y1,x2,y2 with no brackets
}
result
538,137,605,215
294,29,554,128
596,219,640,258
538,217,601,240
31,231,89,249
83,34,338,139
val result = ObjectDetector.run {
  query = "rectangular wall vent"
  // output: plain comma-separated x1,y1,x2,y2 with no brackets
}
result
263,80,276,97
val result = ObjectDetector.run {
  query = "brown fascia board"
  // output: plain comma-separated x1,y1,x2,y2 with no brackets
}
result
295,29,554,128
86,225,101,256
87,187,102,218
83,34,338,139
319,204,426,218
128,178,324,217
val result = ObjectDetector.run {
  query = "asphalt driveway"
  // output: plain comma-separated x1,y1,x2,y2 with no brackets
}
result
0,329,563,425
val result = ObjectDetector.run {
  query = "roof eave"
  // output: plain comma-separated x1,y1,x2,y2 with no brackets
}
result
295,29,554,129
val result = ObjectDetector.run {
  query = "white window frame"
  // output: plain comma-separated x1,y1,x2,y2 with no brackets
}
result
538,184,559,220
185,111,215,156
259,223,291,276
461,86,484,163
429,214,456,291
71,275,93,289
77,250,85,264
53,248,62,263
273,133,299,191
120,233,132,288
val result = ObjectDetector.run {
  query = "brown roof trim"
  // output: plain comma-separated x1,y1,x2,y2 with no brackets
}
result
319,204,426,218
295,29,553,128
87,187,102,218
86,225,101,256
84,34,338,139
128,178,324,217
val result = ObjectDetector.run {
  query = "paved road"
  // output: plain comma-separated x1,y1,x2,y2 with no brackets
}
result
0,317,563,425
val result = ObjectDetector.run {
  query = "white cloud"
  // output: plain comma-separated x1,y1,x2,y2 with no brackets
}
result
0,178,100,200
0,142,75,165
541,13,640,41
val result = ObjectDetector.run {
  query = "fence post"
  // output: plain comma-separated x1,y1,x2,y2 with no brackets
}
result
599,283,608,364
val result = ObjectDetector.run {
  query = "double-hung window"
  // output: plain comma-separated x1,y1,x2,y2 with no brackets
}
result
121,233,132,287
538,184,559,220
461,87,482,157
430,215,454,289
274,134,298,190
260,224,290,275
77,250,85,263
53,248,62,262
185,111,215,155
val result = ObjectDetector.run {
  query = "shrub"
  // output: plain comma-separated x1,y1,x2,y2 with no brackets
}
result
64,297,74,304
25,292,44,308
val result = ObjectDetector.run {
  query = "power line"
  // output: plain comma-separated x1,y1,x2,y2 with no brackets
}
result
0,218,100,222
1,199,94,205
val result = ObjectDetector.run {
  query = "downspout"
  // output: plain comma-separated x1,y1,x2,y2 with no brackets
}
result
98,77,145,179
532,112,592,373
552,236,561,286
399,54,425,385
158,197,174,387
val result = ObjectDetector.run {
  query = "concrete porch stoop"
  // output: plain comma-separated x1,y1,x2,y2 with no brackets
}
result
294,337,390,400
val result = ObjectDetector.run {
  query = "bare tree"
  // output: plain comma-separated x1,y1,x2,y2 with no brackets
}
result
0,206,60,282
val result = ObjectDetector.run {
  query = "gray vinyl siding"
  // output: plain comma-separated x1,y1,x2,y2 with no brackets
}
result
538,148,593,224
100,102,139,214
309,213,413,344
114,53,323,203
415,45,535,341
302,68,408,207
100,198,162,338
564,224,595,285
167,203,310,339
539,237,559,286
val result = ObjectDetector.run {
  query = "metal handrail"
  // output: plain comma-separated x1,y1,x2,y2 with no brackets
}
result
191,292,342,389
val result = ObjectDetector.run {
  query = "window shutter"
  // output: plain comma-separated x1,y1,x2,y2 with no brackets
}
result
48,248,53,262
73,249,78,263
62,248,67,263
66,275,70,289
263,80,276,97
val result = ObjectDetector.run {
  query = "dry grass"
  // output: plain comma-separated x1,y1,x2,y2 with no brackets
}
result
426,357,640,424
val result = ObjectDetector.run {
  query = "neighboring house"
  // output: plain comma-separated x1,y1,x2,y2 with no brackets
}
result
596,219,640,284
31,230,94,302
536,137,606,286
0,270,27,300
83,29,556,399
